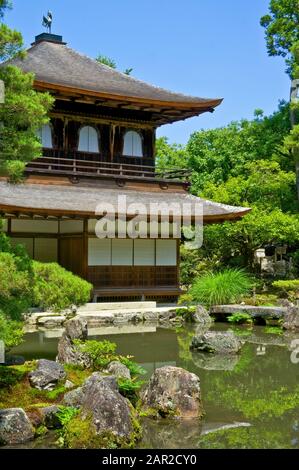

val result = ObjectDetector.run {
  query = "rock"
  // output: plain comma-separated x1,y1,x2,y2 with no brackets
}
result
190,331,242,354
37,316,66,327
193,305,213,325
65,380,75,389
283,305,299,330
4,355,25,366
40,406,62,429
57,317,91,367
65,317,88,341
143,311,159,322
28,359,66,391
107,361,131,379
0,408,34,445
142,366,203,418
63,372,137,446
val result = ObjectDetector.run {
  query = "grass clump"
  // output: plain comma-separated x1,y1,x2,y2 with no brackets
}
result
191,269,253,307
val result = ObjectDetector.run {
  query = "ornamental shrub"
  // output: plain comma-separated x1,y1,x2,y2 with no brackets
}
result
33,262,92,311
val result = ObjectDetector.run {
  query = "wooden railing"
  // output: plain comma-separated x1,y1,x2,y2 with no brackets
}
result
25,155,191,183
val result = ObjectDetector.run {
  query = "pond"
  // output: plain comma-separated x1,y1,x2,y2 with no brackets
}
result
10,323,299,449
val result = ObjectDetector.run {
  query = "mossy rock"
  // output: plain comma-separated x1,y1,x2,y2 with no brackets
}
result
63,409,141,449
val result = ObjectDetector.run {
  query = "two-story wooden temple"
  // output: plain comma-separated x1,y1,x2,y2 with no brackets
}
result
0,33,250,302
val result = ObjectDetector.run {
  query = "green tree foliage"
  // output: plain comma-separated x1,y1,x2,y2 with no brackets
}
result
156,136,189,171
0,2,53,181
96,54,133,75
187,103,291,193
260,0,299,76
158,102,299,275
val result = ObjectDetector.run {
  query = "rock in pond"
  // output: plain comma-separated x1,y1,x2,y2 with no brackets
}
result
63,372,139,448
57,317,91,368
141,366,203,419
190,331,242,354
0,408,34,446
193,305,213,326
107,361,131,379
28,359,66,391
283,305,299,330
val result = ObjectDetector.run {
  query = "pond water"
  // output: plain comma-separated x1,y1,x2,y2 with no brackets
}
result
10,323,299,449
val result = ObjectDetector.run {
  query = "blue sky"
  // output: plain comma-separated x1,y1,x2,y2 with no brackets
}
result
6,0,291,144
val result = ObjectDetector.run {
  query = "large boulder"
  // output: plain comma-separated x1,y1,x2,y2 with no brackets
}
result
63,372,139,448
57,317,91,367
107,361,131,380
141,366,203,419
28,359,66,391
190,331,242,355
283,305,299,330
0,408,34,446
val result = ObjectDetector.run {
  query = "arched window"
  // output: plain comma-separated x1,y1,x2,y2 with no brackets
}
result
37,124,53,148
123,130,143,157
78,126,99,153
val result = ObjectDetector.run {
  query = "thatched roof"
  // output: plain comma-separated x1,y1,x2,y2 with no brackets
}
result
6,37,222,124
0,180,250,223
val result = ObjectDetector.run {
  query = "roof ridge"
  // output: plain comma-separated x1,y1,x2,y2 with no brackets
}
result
37,41,216,102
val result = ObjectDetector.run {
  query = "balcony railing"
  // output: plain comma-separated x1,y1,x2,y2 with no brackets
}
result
25,155,191,184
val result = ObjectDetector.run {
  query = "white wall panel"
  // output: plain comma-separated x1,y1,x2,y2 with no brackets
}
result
88,238,111,266
134,239,155,266
156,240,177,266
12,220,58,234
112,239,133,265
60,220,83,234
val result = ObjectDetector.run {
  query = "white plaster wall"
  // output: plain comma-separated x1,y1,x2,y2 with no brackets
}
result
134,239,155,266
11,220,58,234
60,220,83,234
156,239,177,266
88,238,111,266
35,239,58,263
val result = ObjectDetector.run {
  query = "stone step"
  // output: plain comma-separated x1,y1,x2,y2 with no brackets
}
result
78,306,178,317
77,301,157,312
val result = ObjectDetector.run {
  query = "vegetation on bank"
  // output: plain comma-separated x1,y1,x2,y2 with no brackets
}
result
0,229,92,350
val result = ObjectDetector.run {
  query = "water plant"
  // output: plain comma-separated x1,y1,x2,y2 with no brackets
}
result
190,269,253,307
227,312,253,324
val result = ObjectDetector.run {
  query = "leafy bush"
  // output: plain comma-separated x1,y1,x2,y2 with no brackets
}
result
5,160,26,183
190,269,253,307
119,358,146,377
272,279,299,300
0,365,27,388
241,294,278,306
118,378,144,406
56,406,80,427
74,339,119,369
227,312,253,324
0,311,24,349
33,262,92,311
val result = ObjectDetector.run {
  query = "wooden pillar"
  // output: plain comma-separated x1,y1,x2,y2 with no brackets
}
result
176,238,180,287
83,218,88,280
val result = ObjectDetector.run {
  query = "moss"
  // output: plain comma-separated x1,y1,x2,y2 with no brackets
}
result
35,425,48,437
0,361,65,411
64,364,93,387
62,406,142,450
